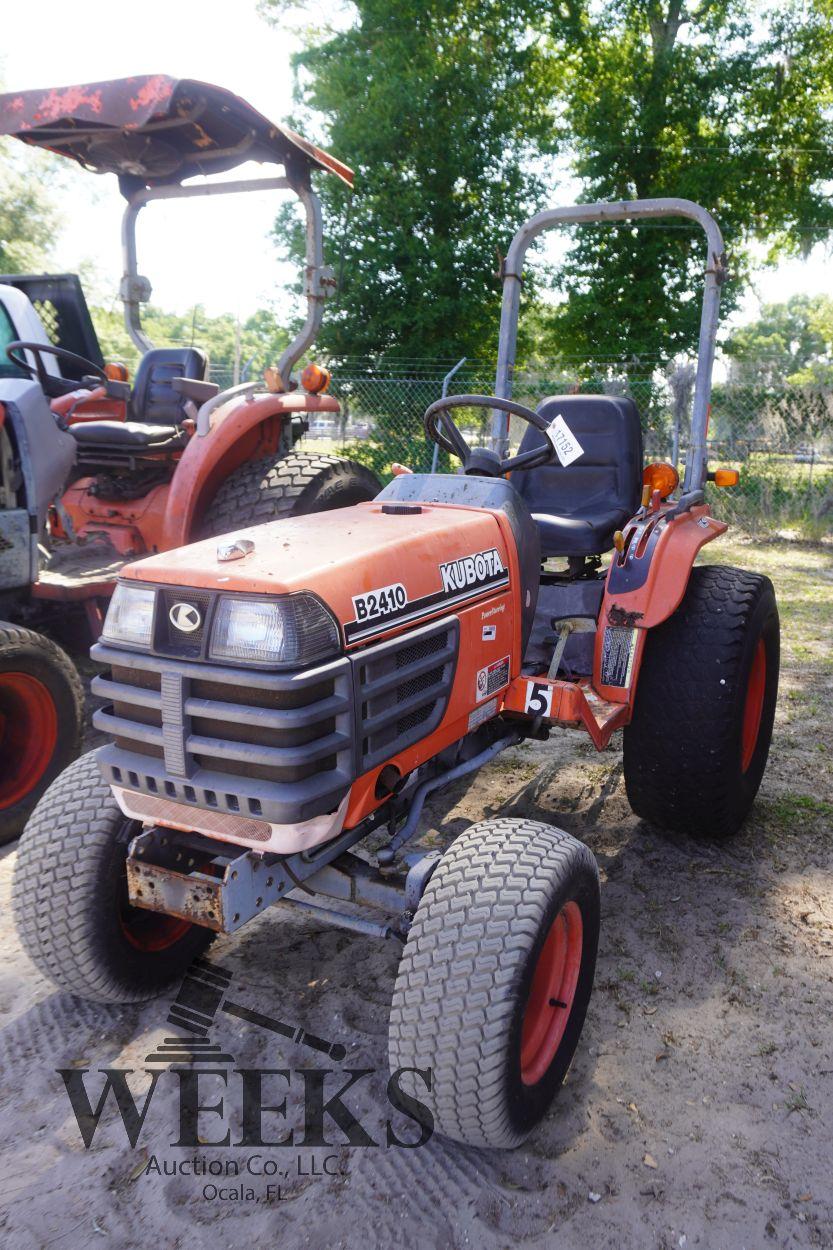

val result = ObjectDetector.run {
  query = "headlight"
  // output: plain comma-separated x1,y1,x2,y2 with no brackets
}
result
102,582,156,648
209,593,340,667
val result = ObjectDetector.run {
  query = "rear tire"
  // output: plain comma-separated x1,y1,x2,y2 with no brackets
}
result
13,752,212,1002
623,565,780,838
202,451,381,537
0,622,83,845
388,817,600,1149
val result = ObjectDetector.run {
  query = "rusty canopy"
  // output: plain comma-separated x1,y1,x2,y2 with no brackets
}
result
0,74,353,190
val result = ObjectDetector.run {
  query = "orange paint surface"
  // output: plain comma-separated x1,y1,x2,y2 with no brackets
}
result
160,391,340,549
593,504,727,703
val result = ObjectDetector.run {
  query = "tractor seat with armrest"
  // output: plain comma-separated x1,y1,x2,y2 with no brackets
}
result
512,394,643,558
68,347,210,455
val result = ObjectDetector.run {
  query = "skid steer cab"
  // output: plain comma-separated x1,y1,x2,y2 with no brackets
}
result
15,199,780,1152
0,76,380,840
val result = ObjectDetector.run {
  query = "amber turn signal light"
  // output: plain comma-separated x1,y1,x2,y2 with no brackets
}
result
301,362,331,394
104,361,129,381
642,461,679,500
711,468,739,488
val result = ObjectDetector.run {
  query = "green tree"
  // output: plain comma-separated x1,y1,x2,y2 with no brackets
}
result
724,295,833,387
545,0,833,365
91,303,289,381
263,0,559,361
0,140,60,272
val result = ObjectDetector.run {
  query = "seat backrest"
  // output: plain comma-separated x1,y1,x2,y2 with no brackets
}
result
131,347,208,425
513,393,643,535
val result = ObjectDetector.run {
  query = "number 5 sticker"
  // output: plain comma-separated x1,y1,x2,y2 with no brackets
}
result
525,681,553,717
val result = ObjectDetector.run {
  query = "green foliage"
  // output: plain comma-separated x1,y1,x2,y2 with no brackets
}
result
546,1,833,364
0,139,60,272
707,455,833,541
90,303,289,380
724,295,833,387
264,0,559,362
263,1,833,379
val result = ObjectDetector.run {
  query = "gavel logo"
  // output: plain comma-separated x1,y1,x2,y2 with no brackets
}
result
145,957,347,1067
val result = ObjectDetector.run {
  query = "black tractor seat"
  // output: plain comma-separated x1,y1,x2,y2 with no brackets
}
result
513,394,643,558
70,421,187,450
68,346,208,458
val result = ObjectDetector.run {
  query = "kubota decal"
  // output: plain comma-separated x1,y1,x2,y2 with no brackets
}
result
439,547,506,595
344,551,509,644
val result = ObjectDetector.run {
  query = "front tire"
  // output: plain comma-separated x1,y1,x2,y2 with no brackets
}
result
13,752,212,1002
0,622,83,844
388,817,600,1149
623,564,780,838
202,451,381,537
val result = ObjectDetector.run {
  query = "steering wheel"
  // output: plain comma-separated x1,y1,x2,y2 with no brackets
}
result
423,393,555,476
6,341,108,400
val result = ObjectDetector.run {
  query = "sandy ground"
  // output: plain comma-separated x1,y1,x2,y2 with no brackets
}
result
1,535,832,1250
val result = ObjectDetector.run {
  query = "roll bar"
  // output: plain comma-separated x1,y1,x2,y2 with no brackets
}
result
493,198,727,493
121,176,332,387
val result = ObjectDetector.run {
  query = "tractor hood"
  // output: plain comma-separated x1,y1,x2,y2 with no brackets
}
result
120,499,513,648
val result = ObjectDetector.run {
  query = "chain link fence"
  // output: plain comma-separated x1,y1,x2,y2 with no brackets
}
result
206,358,833,539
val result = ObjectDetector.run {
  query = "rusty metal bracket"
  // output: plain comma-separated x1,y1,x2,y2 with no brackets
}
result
125,823,442,938
126,819,366,933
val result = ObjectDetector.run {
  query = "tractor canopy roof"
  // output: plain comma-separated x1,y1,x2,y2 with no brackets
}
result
0,74,353,193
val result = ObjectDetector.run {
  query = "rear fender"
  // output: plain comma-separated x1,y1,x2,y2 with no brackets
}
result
593,504,727,704
161,391,340,549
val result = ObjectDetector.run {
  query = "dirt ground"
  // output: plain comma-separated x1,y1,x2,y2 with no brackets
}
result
1,535,832,1250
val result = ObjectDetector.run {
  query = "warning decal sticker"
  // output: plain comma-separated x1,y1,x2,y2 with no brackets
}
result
600,626,638,688
475,655,510,703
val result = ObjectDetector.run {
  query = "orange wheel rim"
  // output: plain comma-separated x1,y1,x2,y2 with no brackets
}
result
520,900,583,1086
0,673,58,809
741,638,766,773
119,908,192,952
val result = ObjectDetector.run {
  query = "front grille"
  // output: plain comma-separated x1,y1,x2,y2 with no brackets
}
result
91,642,355,825
355,617,458,771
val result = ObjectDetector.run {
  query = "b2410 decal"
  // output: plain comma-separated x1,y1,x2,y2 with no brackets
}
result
352,582,408,624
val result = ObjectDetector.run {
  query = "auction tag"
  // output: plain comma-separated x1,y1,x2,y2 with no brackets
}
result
546,414,584,466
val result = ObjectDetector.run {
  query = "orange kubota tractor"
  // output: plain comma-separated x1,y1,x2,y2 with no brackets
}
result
0,76,379,841
14,199,780,1149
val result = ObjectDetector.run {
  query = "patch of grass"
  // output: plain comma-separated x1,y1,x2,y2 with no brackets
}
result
707,456,833,542
785,1086,811,1114
756,1040,778,1057
763,793,833,832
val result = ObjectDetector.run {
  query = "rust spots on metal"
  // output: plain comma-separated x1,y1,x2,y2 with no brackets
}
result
0,75,354,188
126,858,224,932
607,603,645,628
